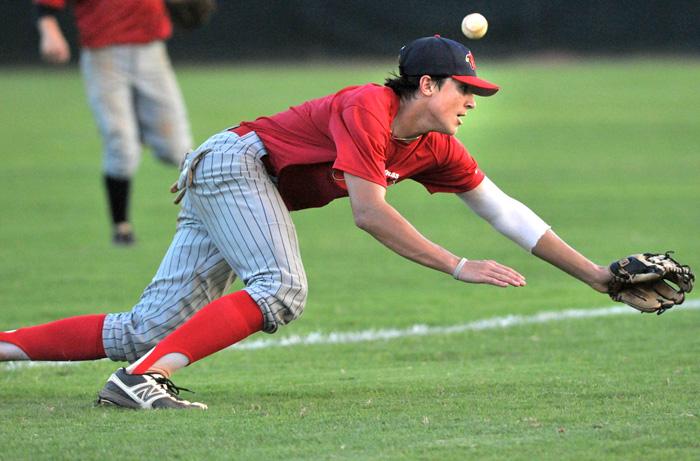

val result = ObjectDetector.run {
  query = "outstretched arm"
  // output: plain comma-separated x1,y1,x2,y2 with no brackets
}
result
531,229,611,293
344,172,525,287
458,176,611,292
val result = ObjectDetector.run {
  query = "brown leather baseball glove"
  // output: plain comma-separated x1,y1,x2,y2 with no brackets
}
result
165,0,216,29
608,252,695,314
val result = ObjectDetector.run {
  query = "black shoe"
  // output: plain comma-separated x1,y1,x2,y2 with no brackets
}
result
97,368,207,410
112,230,136,246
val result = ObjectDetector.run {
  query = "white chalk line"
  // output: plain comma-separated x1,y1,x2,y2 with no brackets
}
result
3,299,699,370
230,298,700,350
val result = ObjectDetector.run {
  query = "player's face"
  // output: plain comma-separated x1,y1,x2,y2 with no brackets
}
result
425,78,476,135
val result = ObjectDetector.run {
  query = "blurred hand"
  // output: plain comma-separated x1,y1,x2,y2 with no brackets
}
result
38,16,70,64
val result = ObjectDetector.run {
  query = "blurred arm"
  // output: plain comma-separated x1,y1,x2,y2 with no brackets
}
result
36,12,70,64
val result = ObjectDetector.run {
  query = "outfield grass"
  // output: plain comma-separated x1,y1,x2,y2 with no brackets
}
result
1,58,699,459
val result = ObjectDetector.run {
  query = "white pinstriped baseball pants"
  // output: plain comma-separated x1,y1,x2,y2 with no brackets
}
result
102,130,308,362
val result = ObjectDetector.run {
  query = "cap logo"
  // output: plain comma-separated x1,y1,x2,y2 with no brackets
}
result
466,51,476,71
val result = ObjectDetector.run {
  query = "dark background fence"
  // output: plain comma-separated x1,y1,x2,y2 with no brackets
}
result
2,0,699,65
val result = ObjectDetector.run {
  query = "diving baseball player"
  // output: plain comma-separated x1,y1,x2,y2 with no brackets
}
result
0,36,615,409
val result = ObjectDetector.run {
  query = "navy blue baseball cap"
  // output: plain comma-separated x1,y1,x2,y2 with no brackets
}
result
399,35,499,97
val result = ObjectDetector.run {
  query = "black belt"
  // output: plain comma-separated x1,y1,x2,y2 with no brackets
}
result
228,126,275,177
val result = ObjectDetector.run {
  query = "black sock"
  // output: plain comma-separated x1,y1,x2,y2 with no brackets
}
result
104,176,131,225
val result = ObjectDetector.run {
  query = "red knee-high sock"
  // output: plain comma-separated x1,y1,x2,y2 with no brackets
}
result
132,291,264,374
0,314,107,361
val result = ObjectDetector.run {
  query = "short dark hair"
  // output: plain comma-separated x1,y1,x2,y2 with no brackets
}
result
384,73,450,99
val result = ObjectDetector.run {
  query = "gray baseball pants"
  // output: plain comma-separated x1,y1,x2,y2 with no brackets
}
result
80,41,192,178
102,130,308,362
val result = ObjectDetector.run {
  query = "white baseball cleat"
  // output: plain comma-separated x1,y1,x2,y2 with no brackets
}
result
97,368,208,410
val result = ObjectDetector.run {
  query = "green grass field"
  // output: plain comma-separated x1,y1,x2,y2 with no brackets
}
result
1,58,699,459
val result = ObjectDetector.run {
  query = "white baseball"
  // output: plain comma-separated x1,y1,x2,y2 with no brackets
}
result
461,13,488,40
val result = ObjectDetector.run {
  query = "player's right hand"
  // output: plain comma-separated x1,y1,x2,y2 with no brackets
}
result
38,17,70,64
455,259,526,287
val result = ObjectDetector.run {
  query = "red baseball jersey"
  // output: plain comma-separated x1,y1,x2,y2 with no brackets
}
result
242,84,485,211
34,0,171,49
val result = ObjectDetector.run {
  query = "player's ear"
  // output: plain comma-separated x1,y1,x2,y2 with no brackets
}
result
419,75,435,95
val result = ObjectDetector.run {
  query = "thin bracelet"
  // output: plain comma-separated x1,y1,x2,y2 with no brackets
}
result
453,258,469,280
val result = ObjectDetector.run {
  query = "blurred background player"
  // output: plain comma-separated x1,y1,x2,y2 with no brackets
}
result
34,0,193,245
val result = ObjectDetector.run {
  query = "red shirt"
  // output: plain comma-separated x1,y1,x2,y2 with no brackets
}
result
34,0,171,49
243,84,485,211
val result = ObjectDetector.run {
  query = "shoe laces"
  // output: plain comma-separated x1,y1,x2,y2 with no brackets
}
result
146,374,196,397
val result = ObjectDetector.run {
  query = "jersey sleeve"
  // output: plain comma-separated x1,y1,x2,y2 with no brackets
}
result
329,103,391,188
33,0,66,9
413,136,485,193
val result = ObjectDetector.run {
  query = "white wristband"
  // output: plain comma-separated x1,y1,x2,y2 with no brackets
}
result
453,258,469,280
